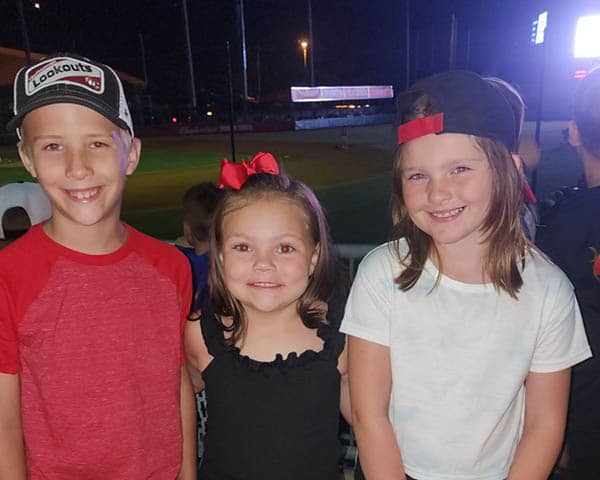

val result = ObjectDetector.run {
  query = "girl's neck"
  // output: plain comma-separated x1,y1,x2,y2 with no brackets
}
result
431,241,490,284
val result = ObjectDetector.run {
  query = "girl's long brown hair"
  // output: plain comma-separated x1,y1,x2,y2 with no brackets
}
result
391,94,530,298
208,173,337,347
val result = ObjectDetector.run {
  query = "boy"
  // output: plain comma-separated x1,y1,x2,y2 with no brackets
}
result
537,67,600,479
0,53,196,479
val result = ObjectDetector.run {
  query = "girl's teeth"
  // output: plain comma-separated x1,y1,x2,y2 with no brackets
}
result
432,207,464,218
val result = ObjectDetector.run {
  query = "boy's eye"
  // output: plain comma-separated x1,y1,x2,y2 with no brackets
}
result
278,244,295,254
42,143,61,151
233,243,250,252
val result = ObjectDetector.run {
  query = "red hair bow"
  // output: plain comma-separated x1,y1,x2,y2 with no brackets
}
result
218,152,280,190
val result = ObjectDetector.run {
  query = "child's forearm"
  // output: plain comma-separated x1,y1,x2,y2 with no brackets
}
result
507,424,564,480
177,365,197,480
0,426,27,480
508,369,570,480
353,415,406,479
0,373,27,479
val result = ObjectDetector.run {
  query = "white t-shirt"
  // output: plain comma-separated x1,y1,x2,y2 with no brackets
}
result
341,240,591,480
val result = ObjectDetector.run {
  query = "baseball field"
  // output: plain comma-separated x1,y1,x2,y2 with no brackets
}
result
0,121,580,245
0,125,397,244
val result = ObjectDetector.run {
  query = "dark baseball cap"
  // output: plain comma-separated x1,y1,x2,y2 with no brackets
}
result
396,70,517,152
7,53,134,138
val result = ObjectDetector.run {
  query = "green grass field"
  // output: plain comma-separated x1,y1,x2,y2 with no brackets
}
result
0,126,396,244
1,122,578,245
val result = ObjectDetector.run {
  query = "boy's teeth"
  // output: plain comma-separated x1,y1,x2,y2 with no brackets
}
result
432,207,464,218
72,188,99,199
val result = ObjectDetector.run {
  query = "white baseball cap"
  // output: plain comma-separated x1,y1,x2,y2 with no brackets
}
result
0,182,51,239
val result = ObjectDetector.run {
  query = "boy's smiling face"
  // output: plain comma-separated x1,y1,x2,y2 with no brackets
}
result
17,103,140,239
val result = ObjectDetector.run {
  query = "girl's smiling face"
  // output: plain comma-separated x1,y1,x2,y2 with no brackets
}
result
399,132,493,254
219,196,319,322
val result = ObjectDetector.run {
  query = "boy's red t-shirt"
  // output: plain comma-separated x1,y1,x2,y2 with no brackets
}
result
0,224,192,479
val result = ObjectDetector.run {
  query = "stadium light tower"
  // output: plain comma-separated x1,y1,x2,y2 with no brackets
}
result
574,15,600,59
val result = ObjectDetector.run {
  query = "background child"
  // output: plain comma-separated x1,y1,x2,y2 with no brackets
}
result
0,181,51,249
185,153,350,479
342,71,591,480
174,181,221,463
485,77,539,241
176,181,221,311
0,53,196,479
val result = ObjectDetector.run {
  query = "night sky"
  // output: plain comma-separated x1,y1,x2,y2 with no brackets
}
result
1,0,598,117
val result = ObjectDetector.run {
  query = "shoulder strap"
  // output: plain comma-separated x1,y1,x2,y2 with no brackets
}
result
200,311,228,357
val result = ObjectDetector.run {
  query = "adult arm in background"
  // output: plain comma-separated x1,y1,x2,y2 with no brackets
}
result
507,368,571,480
349,336,406,479
177,364,198,480
0,372,27,479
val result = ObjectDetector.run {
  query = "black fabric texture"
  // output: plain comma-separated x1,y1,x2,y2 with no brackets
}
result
198,303,345,480
536,185,600,431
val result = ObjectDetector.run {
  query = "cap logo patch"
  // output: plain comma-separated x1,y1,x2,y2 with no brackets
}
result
25,57,105,96
397,113,444,144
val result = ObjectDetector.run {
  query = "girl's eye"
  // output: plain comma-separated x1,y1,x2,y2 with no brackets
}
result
90,141,108,149
278,244,295,254
233,243,250,252
452,166,470,174
407,173,425,181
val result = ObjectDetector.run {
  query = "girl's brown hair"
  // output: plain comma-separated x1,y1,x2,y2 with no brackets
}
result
208,172,336,346
391,93,530,298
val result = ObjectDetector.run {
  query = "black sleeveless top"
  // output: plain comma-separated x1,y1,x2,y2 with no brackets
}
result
198,306,345,480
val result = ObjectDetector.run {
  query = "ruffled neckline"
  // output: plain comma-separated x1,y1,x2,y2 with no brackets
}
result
202,313,344,372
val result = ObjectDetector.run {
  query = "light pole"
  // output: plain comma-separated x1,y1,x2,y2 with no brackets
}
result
181,0,197,109
16,0,32,65
299,39,309,82
307,0,315,86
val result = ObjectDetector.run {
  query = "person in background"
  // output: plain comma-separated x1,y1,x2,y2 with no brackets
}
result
536,66,600,479
176,182,221,311
0,181,51,248
175,181,221,465
485,77,539,241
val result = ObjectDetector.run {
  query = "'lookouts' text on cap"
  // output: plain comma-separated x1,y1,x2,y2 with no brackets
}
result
7,53,134,138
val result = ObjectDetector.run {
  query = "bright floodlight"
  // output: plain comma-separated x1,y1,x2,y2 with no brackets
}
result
535,12,547,45
574,15,600,58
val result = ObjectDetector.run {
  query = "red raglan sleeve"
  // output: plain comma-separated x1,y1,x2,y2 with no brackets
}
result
0,275,20,374
178,257,193,363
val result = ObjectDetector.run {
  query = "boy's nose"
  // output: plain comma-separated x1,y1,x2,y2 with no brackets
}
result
65,150,92,180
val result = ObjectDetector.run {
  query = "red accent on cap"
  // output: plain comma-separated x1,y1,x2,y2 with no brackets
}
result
397,113,444,144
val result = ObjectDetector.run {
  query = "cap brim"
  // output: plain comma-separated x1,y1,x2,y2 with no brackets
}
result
7,93,131,135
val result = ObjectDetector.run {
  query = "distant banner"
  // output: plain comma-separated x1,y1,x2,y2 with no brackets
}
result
291,85,394,103
294,114,395,130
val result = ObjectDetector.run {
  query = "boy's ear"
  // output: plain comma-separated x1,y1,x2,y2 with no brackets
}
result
568,121,582,148
17,141,37,178
126,137,142,176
